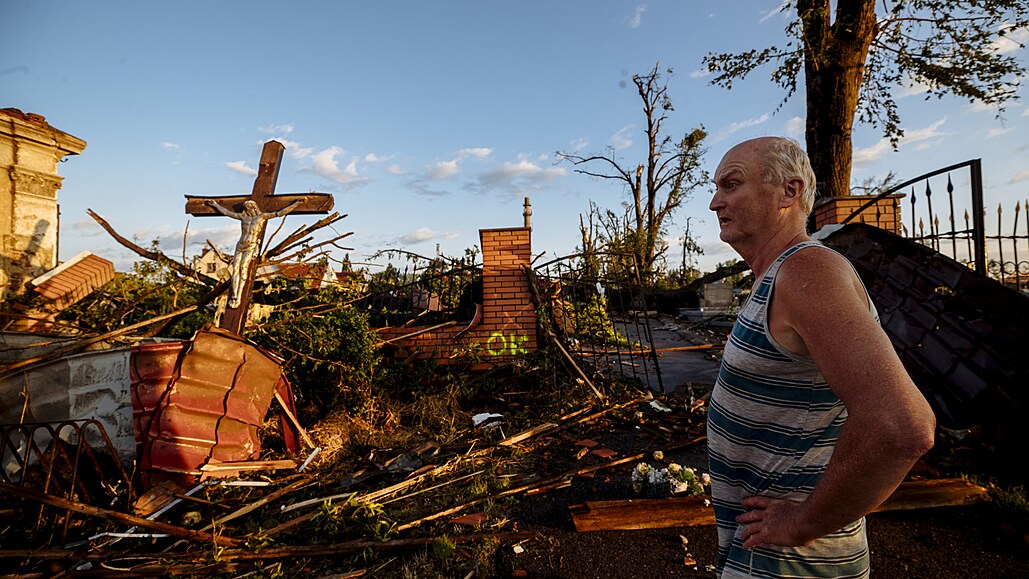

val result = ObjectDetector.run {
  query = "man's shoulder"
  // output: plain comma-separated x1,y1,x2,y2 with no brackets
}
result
775,245,863,302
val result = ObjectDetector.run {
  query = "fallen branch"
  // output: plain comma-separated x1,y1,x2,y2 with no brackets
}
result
0,305,199,375
498,395,648,447
0,532,534,563
0,481,241,547
201,475,314,532
397,435,707,531
87,209,219,285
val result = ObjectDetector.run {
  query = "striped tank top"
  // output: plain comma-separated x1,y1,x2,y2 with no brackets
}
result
707,241,871,578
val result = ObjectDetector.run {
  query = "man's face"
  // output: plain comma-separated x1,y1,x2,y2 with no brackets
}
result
243,201,260,217
709,141,781,246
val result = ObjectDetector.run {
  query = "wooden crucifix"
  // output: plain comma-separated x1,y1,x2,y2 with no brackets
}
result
185,140,334,335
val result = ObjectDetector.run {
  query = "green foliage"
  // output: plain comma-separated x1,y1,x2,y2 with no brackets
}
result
430,536,457,560
251,288,381,417
59,250,213,338
703,1,1028,145
568,294,635,348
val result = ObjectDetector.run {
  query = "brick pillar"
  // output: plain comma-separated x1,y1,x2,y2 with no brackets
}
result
812,193,905,234
478,227,537,360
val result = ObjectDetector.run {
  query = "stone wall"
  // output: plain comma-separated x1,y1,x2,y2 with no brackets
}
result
375,227,537,366
0,109,86,300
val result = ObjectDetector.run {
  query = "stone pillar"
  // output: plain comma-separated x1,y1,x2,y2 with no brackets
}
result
812,193,905,234
0,109,86,299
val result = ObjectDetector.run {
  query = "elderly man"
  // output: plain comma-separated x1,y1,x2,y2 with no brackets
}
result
706,136,936,578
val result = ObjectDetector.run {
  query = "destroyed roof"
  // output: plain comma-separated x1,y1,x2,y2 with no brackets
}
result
31,251,115,310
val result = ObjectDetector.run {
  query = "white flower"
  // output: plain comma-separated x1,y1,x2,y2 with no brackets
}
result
701,473,711,486
667,463,681,475
652,450,664,461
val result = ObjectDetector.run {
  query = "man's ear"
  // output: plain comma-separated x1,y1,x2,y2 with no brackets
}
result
780,178,803,208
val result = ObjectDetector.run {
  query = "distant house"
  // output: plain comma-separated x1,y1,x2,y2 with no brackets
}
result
192,246,231,282
264,261,337,293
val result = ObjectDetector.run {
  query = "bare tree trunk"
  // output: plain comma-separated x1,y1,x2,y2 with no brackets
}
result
801,0,877,201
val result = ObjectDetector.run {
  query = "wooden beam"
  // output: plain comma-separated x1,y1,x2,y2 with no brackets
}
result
568,478,990,532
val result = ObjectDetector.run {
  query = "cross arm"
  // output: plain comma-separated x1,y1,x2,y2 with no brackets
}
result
185,192,334,216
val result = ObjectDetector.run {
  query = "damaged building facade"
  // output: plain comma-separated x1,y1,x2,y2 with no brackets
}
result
0,108,86,301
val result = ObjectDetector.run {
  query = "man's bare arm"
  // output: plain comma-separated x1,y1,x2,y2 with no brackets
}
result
737,248,936,548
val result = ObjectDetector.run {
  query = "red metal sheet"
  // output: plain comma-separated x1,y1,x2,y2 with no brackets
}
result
130,326,285,484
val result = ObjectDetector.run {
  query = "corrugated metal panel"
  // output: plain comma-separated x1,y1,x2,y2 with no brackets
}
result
136,326,283,482
824,223,1029,429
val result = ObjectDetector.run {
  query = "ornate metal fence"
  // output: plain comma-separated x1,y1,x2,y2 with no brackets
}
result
352,253,482,328
534,257,664,391
842,159,1028,291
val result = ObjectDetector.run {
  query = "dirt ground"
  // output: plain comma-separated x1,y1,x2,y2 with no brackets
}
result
486,402,1029,578
486,316,1029,578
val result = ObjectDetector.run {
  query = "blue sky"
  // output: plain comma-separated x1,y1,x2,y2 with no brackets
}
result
3,1,1027,273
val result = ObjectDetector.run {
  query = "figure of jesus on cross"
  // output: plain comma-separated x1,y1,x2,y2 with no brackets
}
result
204,197,308,309
186,140,334,334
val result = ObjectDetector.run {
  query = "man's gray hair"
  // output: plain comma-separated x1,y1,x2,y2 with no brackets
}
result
761,137,817,215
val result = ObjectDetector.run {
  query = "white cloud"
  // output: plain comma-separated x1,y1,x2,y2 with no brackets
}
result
269,138,314,159
987,127,1013,139
162,142,180,149
427,160,460,180
852,118,947,164
259,123,294,134
226,161,258,176
992,24,1029,55
609,125,635,150
398,227,460,244
759,0,790,23
784,116,804,139
308,146,370,186
1008,170,1029,185
457,147,492,160
689,68,711,79
386,163,405,175
1021,107,1029,117
568,137,589,152
711,113,771,143
896,77,932,98
629,4,646,28
475,159,567,192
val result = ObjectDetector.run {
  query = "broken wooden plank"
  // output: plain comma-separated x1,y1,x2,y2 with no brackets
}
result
201,475,314,532
568,478,990,532
200,459,298,472
274,389,316,449
570,496,713,532
499,422,559,446
0,480,242,547
872,478,991,512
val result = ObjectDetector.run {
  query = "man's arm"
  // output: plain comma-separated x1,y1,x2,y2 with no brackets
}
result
736,248,936,548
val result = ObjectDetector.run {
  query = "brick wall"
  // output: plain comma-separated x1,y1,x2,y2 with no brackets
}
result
374,227,537,365
813,193,905,233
